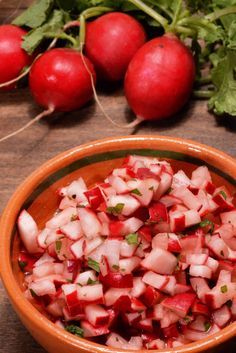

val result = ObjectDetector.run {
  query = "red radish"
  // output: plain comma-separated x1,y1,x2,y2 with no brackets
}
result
0,25,32,89
162,293,196,317
29,48,95,112
85,12,146,81
18,210,42,254
125,35,195,121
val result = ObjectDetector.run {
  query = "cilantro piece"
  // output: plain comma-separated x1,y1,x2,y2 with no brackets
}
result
66,278,73,283
18,260,27,271
13,0,54,28
219,190,227,199
112,264,120,270
199,219,215,233
107,203,124,215
183,316,192,324
55,239,62,254
87,277,99,285
204,321,211,332
65,325,84,337
220,285,228,293
130,188,142,196
125,233,139,245
70,214,78,221
88,258,100,273
30,288,38,298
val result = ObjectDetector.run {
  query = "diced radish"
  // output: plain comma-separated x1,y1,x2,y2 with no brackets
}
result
172,170,192,188
220,210,236,227
77,208,101,239
206,235,229,259
106,333,129,349
74,270,97,285
141,248,177,275
190,278,210,301
66,177,88,203
206,257,219,273
108,175,129,194
130,277,146,298
119,257,141,274
170,212,185,232
142,271,168,290
84,237,104,255
183,324,220,341
186,254,208,265
77,284,103,303
213,304,231,327
104,239,121,268
107,194,140,216
127,179,153,206
191,166,212,189
85,304,109,326
29,279,56,296
84,186,105,210
60,220,83,240
172,187,201,211
33,262,64,278
104,288,130,306
37,228,51,249
59,196,77,210
147,339,165,349
154,172,172,199
189,265,212,279
46,207,77,229
34,253,55,267
152,233,168,250
120,241,138,257
162,293,196,317
159,194,182,208
18,210,42,254
99,272,133,288
184,210,201,228
70,238,85,259
123,217,143,234
81,320,109,337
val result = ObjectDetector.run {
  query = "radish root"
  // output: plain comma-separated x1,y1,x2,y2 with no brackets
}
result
80,42,142,129
0,106,54,143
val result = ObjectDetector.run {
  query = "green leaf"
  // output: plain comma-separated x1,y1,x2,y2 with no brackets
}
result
65,325,84,337
112,264,120,270
220,284,228,293
55,239,62,254
22,10,65,54
107,203,124,215
18,260,27,271
87,277,100,285
219,190,227,199
30,288,38,298
13,0,54,28
204,321,211,332
199,219,215,233
125,233,139,245
130,188,142,196
209,50,236,116
56,0,76,11
88,258,100,272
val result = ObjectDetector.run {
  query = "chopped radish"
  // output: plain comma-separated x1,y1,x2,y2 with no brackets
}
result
60,220,83,240
85,304,109,326
141,248,177,275
77,208,101,239
18,210,42,254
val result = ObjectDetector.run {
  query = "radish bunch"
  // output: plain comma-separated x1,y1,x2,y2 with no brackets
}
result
18,155,236,350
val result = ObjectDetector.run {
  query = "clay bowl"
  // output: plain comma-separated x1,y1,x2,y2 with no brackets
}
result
0,135,236,353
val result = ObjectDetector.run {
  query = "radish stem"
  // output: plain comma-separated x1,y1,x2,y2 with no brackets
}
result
206,6,236,22
193,90,214,98
169,0,183,31
0,106,54,143
128,0,168,29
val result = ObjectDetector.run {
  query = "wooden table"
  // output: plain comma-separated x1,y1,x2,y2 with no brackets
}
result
0,1,236,352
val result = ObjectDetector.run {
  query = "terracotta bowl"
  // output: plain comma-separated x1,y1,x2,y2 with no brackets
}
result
0,135,236,353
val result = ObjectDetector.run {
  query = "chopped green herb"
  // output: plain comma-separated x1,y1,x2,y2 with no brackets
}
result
70,214,78,221
106,203,124,215
219,190,227,200
204,321,211,332
226,300,232,308
125,233,139,245
88,258,100,273
199,219,214,233
167,187,173,194
149,186,154,191
130,188,142,196
66,278,72,283
30,288,37,298
112,264,120,270
183,316,192,324
220,285,228,293
18,260,27,271
55,239,62,254
65,325,84,337
220,250,225,257
121,268,125,272
87,277,99,285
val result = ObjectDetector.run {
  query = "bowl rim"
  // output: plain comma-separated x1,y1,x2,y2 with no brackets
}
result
0,135,236,353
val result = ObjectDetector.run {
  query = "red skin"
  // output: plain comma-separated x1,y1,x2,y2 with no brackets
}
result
0,25,32,87
125,35,196,120
29,48,96,112
85,12,146,81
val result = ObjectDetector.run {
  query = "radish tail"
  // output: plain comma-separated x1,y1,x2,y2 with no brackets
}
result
0,107,54,143
80,43,142,129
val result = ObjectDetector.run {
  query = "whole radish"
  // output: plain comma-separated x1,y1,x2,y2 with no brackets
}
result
85,12,146,82
29,48,96,112
125,35,196,121
0,24,33,88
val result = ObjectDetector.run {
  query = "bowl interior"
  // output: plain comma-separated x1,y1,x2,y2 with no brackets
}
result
11,147,236,316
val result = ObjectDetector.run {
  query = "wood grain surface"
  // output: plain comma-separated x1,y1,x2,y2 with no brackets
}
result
0,1,236,352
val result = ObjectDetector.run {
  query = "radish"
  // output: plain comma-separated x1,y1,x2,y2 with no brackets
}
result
0,25,32,89
125,35,195,121
85,12,146,81
0,48,96,143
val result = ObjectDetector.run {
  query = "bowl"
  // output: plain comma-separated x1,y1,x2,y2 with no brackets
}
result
0,135,236,353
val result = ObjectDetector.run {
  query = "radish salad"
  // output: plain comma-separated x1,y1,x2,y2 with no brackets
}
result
18,155,236,350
